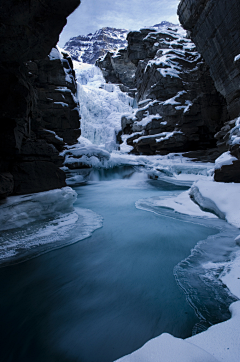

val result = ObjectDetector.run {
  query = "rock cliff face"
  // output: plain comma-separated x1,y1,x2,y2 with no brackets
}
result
101,25,227,156
0,0,80,198
96,48,137,94
178,0,240,181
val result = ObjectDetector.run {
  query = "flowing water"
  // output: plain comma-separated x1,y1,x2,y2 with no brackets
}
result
0,65,238,362
0,169,238,362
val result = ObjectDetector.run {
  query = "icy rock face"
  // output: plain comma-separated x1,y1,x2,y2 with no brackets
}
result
96,49,137,95
119,25,227,155
64,27,128,64
0,0,80,198
95,23,178,97
178,0,240,182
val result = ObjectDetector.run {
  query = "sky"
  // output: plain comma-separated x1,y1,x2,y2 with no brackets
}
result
58,0,180,47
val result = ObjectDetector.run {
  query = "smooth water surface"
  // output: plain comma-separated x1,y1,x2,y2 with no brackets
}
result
0,175,227,362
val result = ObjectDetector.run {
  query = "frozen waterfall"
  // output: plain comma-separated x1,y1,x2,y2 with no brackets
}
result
74,62,135,151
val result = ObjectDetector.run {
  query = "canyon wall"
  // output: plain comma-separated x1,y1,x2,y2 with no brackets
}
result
178,0,240,181
0,0,80,198
97,25,227,158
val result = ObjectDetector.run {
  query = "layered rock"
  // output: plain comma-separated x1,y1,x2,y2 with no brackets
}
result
64,27,128,64
96,48,137,94
117,25,227,155
178,0,240,181
0,0,81,197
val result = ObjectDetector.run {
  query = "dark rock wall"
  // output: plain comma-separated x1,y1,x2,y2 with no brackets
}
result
96,49,137,92
178,0,240,181
178,0,240,119
114,27,227,156
0,0,80,198
0,0,80,63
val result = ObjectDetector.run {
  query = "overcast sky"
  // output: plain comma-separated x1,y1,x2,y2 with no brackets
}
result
58,0,180,47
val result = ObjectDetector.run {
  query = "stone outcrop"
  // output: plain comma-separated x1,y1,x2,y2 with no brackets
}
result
96,48,137,94
0,0,81,198
178,0,240,181
115,25,227,155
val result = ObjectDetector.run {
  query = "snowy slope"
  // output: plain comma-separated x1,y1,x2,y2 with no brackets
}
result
63,27,128,64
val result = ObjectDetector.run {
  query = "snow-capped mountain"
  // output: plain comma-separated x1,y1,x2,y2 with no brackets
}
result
63,27,128,64
152,21,177,28
63,23,177,65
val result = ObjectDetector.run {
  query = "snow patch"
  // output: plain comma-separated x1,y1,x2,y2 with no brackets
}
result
115,333,219,362
214,151,237,170
190,180,240,228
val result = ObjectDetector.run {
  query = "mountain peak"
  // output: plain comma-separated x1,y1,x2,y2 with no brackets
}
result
64,27,128,64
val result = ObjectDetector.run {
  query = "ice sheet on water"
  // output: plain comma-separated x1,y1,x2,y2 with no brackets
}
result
135,190,217,219
0,187,77,231
0,187,103,265
0,207,103,265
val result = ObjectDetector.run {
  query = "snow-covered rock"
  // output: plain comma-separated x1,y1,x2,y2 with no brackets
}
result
63,27,128,64
116,24,226,155
189,180,240,228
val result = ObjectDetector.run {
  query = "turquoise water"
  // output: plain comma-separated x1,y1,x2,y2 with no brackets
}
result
0,174,237,362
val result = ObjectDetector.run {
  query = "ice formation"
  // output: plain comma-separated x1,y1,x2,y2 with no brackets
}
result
0,187,103,264
74,62,135,150
0,187,77,231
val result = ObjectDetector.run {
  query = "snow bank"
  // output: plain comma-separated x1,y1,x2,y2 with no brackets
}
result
115,333,219,362
185,301,240,362
117,178,240,362
61,143,111,169
214,151,237,170
190,180,240,228
0,187,77,231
